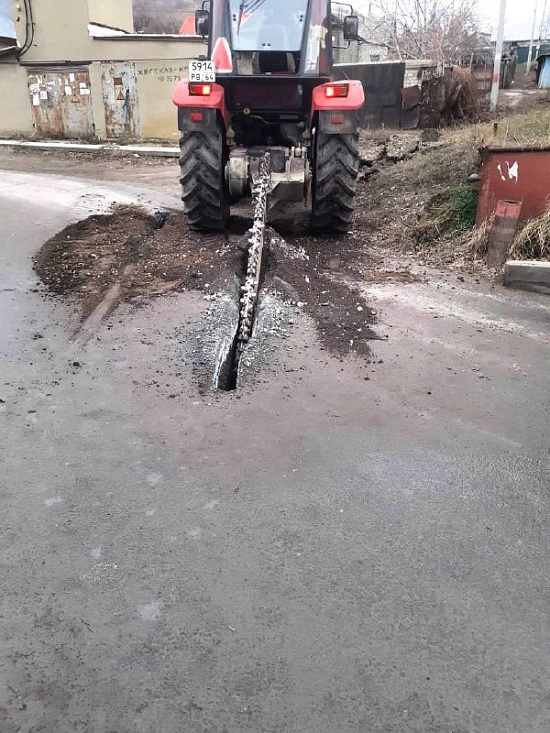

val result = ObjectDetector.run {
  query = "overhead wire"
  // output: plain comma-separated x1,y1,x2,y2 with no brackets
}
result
17,0,34,58
26,0,35,54
17,0,29,56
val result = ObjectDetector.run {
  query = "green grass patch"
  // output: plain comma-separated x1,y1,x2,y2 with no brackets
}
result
445,186,478,230
413,185,478,243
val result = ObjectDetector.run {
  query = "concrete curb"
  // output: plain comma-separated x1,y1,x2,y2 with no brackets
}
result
504,260,550,295
0,139,179,158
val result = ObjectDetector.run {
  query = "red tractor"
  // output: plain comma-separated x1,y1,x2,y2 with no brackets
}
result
172,0,364,232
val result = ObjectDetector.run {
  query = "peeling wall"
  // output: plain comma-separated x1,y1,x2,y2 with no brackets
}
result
27,68,95,139
101,61,140,139
4,0,201,140
0,56,195,140
89,62,106,139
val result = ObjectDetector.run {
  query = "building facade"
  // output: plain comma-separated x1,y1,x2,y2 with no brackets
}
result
0,0,202,140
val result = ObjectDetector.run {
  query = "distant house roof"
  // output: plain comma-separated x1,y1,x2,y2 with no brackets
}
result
405,58,435,68
510,38,550,45
536,44,550,59
179,16,196,35
0,40,17,55
88,23,196,41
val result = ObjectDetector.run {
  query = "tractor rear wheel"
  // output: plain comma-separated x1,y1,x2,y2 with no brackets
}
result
310,131,360,233
179,127,229,231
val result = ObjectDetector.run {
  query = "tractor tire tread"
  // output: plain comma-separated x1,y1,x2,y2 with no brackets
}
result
179,130,229,231
311,132,360,233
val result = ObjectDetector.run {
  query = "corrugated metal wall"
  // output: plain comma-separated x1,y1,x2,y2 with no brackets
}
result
334,62,405,129
514,45,540,64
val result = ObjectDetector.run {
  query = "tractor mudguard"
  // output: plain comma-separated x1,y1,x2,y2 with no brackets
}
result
317,109,359,134
177,107,219,132
310,80,364,126
172,80,229,129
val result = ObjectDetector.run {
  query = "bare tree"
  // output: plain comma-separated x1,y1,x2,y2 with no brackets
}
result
368,0,480,64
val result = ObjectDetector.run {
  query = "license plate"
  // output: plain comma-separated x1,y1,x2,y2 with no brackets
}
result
188,60,216,83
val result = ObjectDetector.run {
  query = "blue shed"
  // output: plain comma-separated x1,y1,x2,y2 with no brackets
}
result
537,53,550,87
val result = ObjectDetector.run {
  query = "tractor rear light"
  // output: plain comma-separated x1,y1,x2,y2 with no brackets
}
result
189,83,212,96
331,114,344,124
325,84,349,98
190,112,204,121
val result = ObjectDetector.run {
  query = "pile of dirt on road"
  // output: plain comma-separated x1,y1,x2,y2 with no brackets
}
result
267,230,383,358
33,206,241,317
34,202,416,359
260,204,418,358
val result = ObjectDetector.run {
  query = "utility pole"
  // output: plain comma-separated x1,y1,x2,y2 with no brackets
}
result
539,0,548,41
526,0,539,74
490,0,507,111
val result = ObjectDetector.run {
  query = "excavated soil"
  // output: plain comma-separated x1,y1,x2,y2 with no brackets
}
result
33,206,242,317
33,202,419,358
266,223,403,358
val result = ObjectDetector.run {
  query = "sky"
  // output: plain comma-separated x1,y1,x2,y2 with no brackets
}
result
1,0,545,45
0,0,16,39
358,0,547,41
482,0,546,40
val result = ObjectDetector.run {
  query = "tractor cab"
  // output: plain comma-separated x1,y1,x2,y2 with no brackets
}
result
196,0,360,77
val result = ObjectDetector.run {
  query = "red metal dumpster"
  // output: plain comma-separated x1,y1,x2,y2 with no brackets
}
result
476,147,550,226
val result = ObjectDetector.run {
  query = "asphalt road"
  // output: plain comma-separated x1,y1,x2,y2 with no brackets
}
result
1,170,549,733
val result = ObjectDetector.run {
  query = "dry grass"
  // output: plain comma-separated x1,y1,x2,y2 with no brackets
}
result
406,107,550,264
466,209,550,263
510,208,550,260
444,105,550,150
467,214,495,259
450,67,482,120
364,106,550,270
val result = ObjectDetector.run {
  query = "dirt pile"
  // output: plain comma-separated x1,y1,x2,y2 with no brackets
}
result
267,230,381,358
33,206,240,316
34,205,389,359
